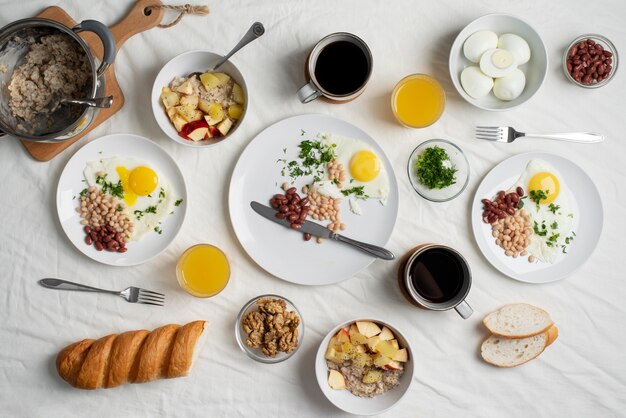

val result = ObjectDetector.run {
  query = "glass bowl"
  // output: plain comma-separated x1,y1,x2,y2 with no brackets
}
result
235,294,304,364
407,139,470,202
563,34,618,88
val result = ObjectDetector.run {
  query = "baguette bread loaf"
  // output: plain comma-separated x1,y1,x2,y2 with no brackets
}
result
483,303,553,338
481,325,558,368
56,320,205,389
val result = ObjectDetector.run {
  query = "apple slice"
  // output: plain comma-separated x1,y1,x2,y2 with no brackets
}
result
348,324,359,335
375,340,399,359
355,344,366,354
175,105,198,122
199,100,225,125
325,347,337,362
393,348,408,362
362,370,382,384
390,339,399,350
228,104,243,120
199,73,220,91
166,107,177,121
378,327,395,341
209,126,220,137
175,80,194,95
162,86,172,94
179,120,209,141
366,336,381,351
384,360,404,371
373,353,392,368
171,115,186,132
350,332,368,346
336,328,350,344
356,321,382,338
328,370,346,390
217,118,233,136
180,94,199,108
232,83,245,104
161,91,180,109
213,72,231,85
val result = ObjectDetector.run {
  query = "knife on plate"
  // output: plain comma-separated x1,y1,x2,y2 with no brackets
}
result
250,201,395,260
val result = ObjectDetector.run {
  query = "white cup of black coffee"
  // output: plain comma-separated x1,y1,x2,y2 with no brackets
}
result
297,32,372,103
402,244,473,319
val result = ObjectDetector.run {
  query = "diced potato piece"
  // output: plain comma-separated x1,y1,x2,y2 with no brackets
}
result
199,72,221,91
373,353,392,368
228,104,243,120
175,105,198,122
232,83,245,104
217,118,233,136
213,72,231,85
175,80,194,95
161,91,180,109
171,115,186,132
362,370,382,384
180,94,199,108
376,340,399,359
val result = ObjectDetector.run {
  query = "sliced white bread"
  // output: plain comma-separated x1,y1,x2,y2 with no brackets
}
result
481,326,558,368
483,303,553,338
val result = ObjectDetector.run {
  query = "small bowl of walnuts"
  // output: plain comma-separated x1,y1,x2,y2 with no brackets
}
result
235,294,304,364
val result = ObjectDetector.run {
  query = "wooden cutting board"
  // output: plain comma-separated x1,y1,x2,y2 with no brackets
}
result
20,0,164,161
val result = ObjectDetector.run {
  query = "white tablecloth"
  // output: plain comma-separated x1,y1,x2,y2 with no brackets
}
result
1,1,625,417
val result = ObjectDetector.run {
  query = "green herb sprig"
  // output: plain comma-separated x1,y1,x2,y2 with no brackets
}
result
415,146,457,190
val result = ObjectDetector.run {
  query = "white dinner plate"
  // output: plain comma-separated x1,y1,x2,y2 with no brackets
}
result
56,134,187,266
471,152,602,283
228,114,399,285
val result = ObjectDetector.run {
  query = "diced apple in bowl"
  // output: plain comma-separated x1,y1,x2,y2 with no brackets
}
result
328,370,346,390
356,321,382,338
175,80,194,95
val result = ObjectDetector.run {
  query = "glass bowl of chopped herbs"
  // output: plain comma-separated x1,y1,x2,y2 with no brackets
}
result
407,139,469,202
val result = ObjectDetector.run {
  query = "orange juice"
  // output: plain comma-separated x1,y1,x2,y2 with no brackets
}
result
392,74,446,128
176,244,230,298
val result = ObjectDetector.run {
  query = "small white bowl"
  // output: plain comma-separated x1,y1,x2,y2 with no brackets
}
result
151,50,248,148
315,318,414,416
449,13,548,111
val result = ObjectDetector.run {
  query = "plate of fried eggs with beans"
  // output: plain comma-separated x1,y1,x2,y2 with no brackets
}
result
471,152,602,283
56,134,187,266
228,114,399,285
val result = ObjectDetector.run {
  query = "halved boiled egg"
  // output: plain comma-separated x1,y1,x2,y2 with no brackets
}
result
460,66,494,99
463,30,498,63
498,33,531,65
480,49,518,78
493,69,526,101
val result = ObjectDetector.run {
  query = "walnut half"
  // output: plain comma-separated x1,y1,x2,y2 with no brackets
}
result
241,298,300,357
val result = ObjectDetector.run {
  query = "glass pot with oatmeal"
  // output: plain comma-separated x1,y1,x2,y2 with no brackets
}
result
0,18,116,141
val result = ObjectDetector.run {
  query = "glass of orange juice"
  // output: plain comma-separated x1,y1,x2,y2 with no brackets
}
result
391,74,446,128
176,244,230,298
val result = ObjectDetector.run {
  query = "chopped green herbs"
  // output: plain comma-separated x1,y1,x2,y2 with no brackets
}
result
533,220,547,237
550,221,559,230
546,233,560,247
134,205,157,220
341,186,369,200
154,226,163,235
280,138,336,182
174,198,183,207
548,203,560,214
529,189,548,207
415,146,457,189
159,188,165,199
79,188,88,198
96,174,124,199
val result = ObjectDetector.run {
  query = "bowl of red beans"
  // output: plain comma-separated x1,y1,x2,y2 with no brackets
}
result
563,34,618,88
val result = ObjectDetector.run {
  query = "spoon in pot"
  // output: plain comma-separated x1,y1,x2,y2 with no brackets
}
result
61,96,113,108
187,22,265,77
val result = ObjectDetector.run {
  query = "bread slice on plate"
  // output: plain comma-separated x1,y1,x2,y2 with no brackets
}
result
483,303,553,338
481,326,558,368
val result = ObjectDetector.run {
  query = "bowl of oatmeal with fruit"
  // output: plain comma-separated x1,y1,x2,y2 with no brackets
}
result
151,50,248,148
315,319,414,415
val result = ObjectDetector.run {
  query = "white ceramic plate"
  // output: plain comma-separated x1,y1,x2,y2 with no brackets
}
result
56,134,187,266
151,50,248,148
315,319,414,416
449,13,548,111
471,152,602,283
228,114,399,285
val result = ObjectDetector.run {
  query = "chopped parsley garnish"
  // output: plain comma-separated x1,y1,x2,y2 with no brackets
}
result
533,220,548,237
134,205,157,220
518,196,526,209
550,221,559,230
415,146,457,190
280,138,336,182
529,189,548,206
548,203,560,214
154,226,163,235
341,186,369,200
80,188,88,197
546,233,560,247
159,188,165,199
96,174,124,199
174,198,183,207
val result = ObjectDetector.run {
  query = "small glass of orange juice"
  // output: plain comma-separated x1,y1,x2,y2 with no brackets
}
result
176,244,230,298
391,74,446,128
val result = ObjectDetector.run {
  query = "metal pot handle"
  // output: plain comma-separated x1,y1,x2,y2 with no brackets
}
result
72,20,116,77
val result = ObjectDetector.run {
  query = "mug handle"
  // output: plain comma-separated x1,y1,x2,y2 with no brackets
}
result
455,300,473,319
297,81,322,103
73,20,117,77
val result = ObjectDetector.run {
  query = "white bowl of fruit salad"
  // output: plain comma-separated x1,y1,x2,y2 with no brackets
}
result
315,319,414,415
151,50,248,148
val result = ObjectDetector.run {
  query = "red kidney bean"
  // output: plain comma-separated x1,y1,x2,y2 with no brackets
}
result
95,242,104,251
275,212,286,219
85,235,93,245
566,38,613,85
286,187,296,195
288,214,298,222
279,205,288,213
290,223,301,230
117,247,128,253
303,233,312,241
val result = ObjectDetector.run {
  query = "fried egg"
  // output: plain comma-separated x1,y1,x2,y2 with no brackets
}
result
510,159,575,263
84,157,178,241
320,133,390,203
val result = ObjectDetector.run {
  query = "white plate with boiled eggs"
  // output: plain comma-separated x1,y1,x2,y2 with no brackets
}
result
471,153,603,283
449,13,548,111
228,114,399,285
56,134,187,266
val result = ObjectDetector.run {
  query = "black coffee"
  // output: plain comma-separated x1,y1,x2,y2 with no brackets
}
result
314,41,369,96
409,248,465,304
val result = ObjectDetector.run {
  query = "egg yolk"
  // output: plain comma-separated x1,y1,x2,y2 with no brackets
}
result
349,150,380,182
528,172,560,204
115,166,158,207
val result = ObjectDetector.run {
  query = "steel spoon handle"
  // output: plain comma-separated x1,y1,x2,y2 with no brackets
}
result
524,132,604,143
334,235,395,260
212,22,265,70
61,96,113,108
38,278,119,295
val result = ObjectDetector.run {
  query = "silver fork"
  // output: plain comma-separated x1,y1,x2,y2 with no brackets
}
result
38,278,165,306
475,126,604,144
